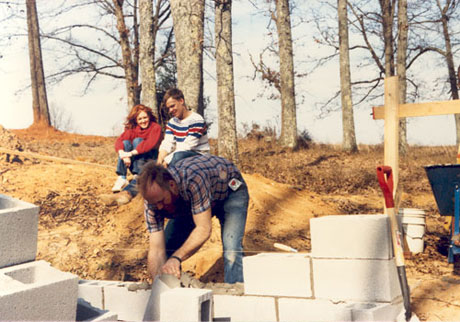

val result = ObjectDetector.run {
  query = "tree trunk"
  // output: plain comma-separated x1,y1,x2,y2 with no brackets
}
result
379,0,395,76
215,0,238,163
26,0,50,127
380,0,409,153
170,0,205,115
113,0,139,109
275,0,297,149
439,0,460,144
132,0,140,104
338,0,357,152
139,0,158,116
397,0,408,154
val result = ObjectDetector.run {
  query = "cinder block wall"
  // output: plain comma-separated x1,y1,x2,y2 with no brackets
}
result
310,214,402,302
1,193,403,321
218,214,403,321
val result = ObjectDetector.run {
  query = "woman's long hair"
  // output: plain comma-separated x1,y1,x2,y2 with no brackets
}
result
124,104,157,130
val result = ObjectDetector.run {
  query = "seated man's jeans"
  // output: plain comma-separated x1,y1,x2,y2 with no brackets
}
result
168,150,199,166
116,138,157,197
164,183,249,284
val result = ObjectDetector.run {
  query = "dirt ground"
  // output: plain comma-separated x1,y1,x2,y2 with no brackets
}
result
1,124,460,320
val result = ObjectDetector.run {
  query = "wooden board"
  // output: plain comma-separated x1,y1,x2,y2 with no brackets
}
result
373,100,460,120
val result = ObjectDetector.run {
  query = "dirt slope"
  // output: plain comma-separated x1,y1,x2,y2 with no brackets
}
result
1,125,460,320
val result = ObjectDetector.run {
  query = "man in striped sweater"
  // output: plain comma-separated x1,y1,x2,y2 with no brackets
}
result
157,88,210,166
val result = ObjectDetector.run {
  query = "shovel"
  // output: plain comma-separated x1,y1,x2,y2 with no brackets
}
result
376,165,411,321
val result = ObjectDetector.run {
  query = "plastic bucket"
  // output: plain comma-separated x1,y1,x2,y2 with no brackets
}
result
398,208,426,253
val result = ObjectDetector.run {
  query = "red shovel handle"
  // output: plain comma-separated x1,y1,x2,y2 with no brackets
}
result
376,166,394,208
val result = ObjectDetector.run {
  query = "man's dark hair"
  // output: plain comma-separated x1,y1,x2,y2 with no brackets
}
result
162,88,185,108
137,160,174,198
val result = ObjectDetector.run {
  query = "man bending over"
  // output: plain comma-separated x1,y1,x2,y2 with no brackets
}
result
137,154,249,284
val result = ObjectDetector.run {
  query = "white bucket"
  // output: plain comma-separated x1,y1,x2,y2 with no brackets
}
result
398,208,426,254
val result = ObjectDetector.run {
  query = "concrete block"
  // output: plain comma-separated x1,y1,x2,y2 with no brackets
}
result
160,288,212,322
213,295,277,322
0,194,39,268
102,281,151,321
143,276,179,321
0,260,78,320
243,253,312,297
311,214,392,259
347,301,404,321
78,277,177,321
313,258,402,302
278,298,352,321
78,280,106,309
76,298,118,321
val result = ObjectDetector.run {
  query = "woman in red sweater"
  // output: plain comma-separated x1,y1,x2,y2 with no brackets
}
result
101,104,162,206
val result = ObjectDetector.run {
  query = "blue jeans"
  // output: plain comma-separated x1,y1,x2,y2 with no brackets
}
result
164,183,249,284
169,151,199,167
117,138,157,197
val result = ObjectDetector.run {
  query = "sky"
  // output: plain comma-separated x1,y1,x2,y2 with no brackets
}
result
0,1,458,146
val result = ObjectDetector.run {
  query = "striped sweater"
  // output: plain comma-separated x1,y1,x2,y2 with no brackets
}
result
159,111,210,164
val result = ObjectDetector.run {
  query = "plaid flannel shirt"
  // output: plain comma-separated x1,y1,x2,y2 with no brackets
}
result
144,154,244,233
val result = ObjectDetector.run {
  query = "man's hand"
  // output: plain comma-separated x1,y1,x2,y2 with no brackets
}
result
157,150,168,167
161,257,181,278
156,157,168,167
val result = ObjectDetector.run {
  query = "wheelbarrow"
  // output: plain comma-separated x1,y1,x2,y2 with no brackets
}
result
424,164,460,263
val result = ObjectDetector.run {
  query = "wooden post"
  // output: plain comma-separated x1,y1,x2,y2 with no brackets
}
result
384,76,400,203
374,77,460,218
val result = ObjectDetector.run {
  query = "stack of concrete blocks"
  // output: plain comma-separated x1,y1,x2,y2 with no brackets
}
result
0,194,81,320
211,214,404,322
310,214,403,320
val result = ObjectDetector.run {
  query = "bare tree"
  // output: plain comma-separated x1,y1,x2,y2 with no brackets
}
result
407,0,460,143
26,0,50,127
338,0,357,152
379,0,396,76
112,0,139,109
275,0,297,148
215,0,238,162
437,0,460,144
248,1,305,147
139,0,171,119
25,0,173,116
345,0,414,151
396,0,408,154
139,0,157,112
170,0,205,115
377,0,409,153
